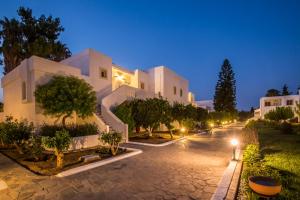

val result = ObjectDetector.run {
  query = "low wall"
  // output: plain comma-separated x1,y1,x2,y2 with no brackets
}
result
69,134,103,151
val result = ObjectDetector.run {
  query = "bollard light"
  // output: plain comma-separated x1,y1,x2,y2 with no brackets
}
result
180,127,186,132
231,139,238,160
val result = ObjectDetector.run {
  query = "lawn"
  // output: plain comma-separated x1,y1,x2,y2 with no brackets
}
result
0,146,128,176
258,128,300,198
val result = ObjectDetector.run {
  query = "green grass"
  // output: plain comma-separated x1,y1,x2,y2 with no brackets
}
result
258,127,300,199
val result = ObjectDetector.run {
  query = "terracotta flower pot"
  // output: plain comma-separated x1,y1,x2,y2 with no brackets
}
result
248,176,282,196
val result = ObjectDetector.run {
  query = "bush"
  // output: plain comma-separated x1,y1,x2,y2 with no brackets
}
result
42,129,71,169
100,131,122,156
265,107,294,122
280,122,294,134
38,123,98,137
28,134,45,161
241,129,259,146
0,116,34,154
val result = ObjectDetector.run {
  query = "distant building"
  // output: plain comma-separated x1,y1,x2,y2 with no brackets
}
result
195,100,214,112
256,91,300,120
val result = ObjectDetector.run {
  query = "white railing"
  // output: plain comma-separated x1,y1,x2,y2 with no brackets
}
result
101,85,157,142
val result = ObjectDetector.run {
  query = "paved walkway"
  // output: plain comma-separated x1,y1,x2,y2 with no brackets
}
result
0,124,243,200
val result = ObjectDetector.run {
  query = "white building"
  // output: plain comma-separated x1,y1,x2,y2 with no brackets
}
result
256,91,300,120
1,49,195,141
195,100,214,112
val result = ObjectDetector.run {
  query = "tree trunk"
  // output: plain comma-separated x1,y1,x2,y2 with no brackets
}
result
169,130,173,139
14,142,23,154
55,150,64,169
147,128,153,137
62,114,70,127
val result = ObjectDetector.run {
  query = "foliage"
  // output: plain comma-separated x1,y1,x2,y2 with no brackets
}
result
35,75,97,126
196,107,209,122
140,98,171,136
42,129,71,169
100,131,122,156
241,128,259,146
0,7,71,74
113,100,135,134
282,84,291,96
280,122,294,134
238,110,253,121
28,134,45,161
265,107,294,122
38,123,98,137
265,89,281,97
0,116,34,154
295,102,300,118
209,111,236,124
171,102,186,125
213,58,236,113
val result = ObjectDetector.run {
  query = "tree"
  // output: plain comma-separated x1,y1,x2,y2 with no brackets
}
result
160,101,175,138
213,59,236,113
265,107,294,122
100,131,122,156
282,84,291,96
139,98,170,137
42,130,71,169
171,102,186,126
113,100,135,134
0,7,71,74
35,75,97,126
265,89,280,97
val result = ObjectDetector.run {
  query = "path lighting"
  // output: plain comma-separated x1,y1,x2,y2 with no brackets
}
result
180,127,186,132
231,139,238,160
209,123,214,128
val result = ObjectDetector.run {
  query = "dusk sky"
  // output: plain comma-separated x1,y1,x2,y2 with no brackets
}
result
1,0,300,110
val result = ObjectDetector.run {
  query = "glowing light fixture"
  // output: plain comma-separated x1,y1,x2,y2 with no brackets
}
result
115,74,124,81
209,123,214,128
180,127,186,132
231,138,238,160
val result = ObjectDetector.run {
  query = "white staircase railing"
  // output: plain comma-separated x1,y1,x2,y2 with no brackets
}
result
101,85,157,142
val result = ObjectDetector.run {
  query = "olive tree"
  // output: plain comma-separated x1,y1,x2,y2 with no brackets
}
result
42,129,71,169
35,75,97,127
100,131,122,156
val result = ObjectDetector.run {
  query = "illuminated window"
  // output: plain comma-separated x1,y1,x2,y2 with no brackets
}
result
140,82,145,89
99,68,107,79
286,100,293,105
173,86,177,95
22,82,26,100
265,101,271,107
180,89,183,97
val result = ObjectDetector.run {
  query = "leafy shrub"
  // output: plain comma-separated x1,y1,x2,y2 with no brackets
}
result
100,131,122,156
38,123,98,137
245,119,280,130
28,134,45,161
280,122,294,134
241,129,259,146
42,129,71,169
265,107,294,122
0,116,34,154
113,101,135,133
243,144,261,165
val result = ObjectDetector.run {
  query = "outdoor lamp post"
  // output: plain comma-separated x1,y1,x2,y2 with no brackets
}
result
230,139,238,160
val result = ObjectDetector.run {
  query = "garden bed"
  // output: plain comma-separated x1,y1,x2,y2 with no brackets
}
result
0,146,129,176
238,121,300,199
129,132,183,144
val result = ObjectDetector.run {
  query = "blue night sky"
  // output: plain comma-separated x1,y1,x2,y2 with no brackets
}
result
1,0,300,110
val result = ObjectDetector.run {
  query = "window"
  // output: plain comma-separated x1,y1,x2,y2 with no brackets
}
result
173,86,177,95
22,82,26,100
158,92,161,97
286,100,293,105
140,82,145,90
99,68,107,79
264,101,271,107
180,89,183,97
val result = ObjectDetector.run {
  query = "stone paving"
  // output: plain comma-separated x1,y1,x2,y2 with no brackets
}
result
0,124,242,200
